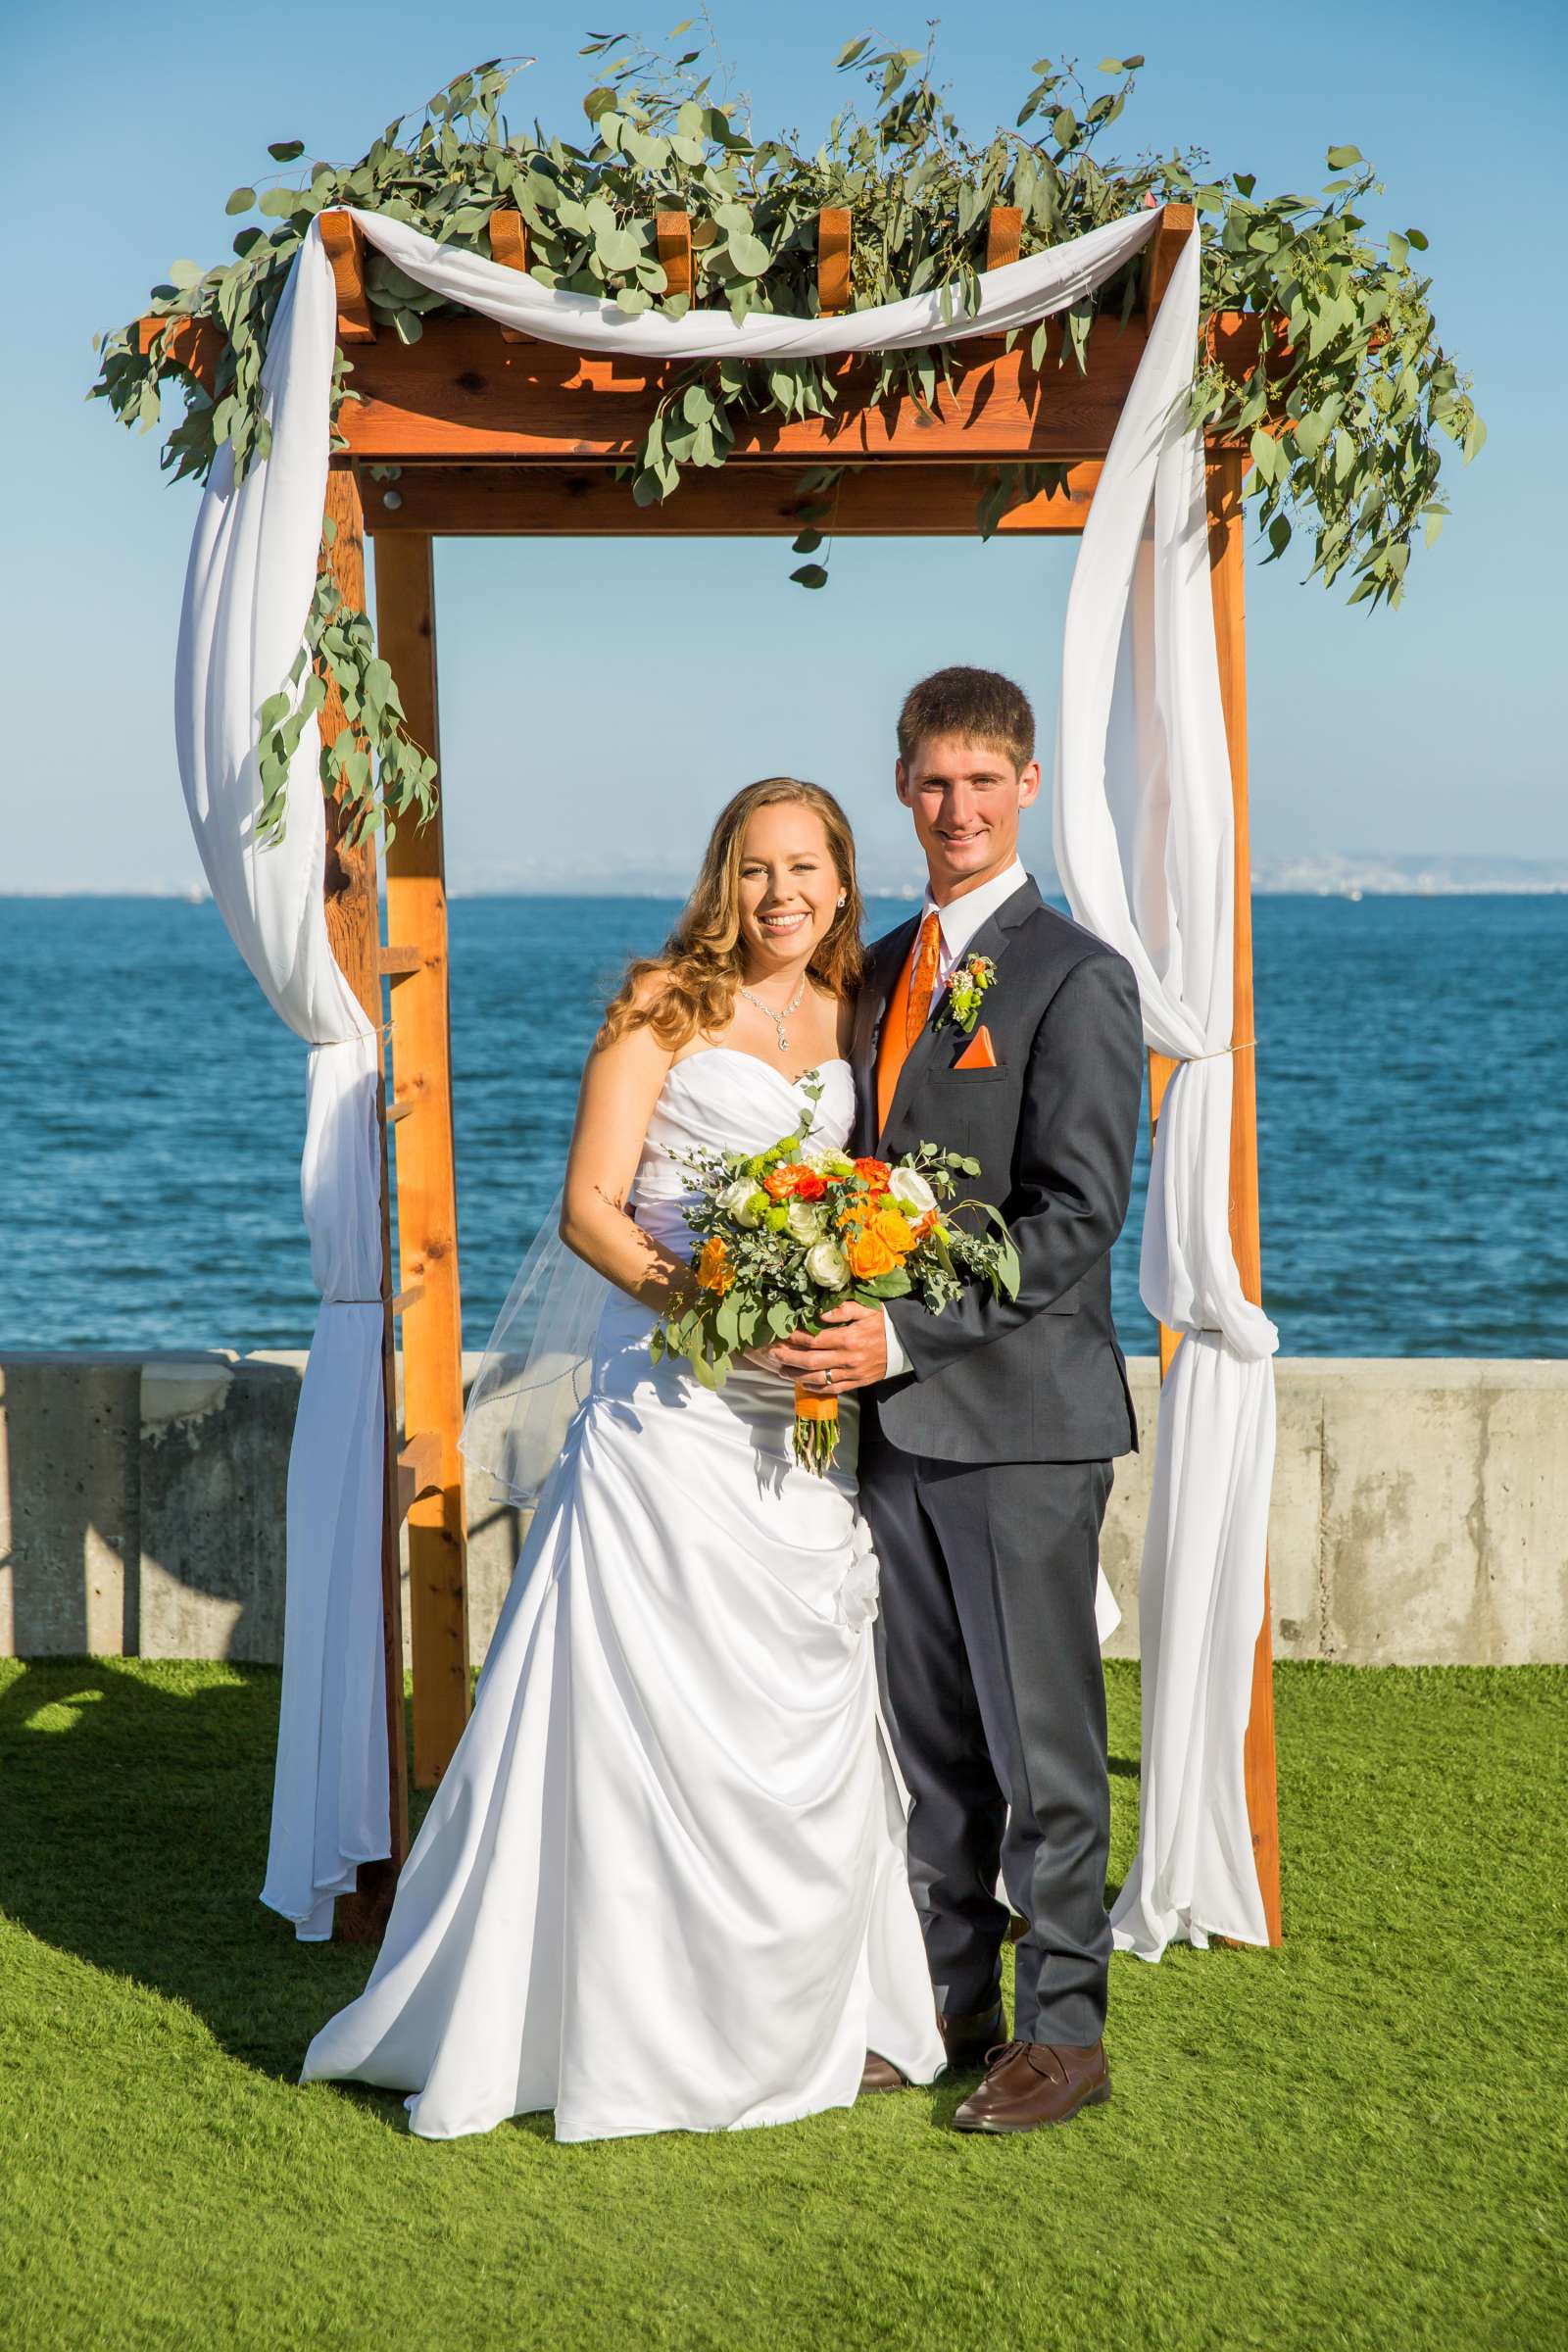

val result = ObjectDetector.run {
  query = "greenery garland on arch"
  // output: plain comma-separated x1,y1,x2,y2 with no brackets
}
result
92,30,1483,849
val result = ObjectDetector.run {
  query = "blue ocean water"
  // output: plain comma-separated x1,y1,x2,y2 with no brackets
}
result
1,894,1563,1359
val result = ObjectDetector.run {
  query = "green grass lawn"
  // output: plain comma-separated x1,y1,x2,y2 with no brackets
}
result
1,1658,1563,2351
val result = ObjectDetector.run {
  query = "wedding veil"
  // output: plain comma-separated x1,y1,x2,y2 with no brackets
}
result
457,1188,612,1505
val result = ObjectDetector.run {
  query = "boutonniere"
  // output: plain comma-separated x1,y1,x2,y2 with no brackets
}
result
936,954,997,1036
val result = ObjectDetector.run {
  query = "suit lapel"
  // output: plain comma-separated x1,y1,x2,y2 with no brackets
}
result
876,876,1041,1149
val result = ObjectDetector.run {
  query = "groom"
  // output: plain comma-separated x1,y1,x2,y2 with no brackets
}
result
773,665,1143,2132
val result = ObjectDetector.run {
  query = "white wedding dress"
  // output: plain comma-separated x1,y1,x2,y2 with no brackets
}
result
300,1051,946,2141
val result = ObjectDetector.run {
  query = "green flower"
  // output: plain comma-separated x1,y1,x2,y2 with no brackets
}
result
938,954,998,1036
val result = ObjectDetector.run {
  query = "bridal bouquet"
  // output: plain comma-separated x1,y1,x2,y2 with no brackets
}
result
652,1074,1019,1473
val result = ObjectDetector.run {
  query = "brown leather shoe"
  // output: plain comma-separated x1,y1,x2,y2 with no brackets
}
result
952,2038,1111,2133
937,1999,1005,2072
859,2050,910,2094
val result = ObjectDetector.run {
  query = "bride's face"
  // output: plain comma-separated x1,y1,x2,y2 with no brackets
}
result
735,805,843,974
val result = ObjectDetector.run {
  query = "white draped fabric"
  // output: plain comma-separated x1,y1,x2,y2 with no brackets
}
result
177,191,1272,1954
175,248,387,1943
1053,229,1280,1955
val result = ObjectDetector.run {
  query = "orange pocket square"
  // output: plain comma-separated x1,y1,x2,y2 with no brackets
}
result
953,1024,999,1070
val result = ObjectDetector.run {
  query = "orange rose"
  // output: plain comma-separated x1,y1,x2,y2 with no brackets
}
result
854,1157,892,1186
910,1209,938,1243
762,1165,799,1200
846,1229,897,1281
872,1207,915,1256
697,1237,734,1295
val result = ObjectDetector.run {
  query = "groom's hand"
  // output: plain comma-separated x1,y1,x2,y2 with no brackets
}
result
769,1302,888,1394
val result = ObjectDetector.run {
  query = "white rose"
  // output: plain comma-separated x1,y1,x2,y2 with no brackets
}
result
785,1199,826,1244
718,1179,763,1229
806,1240,850,1290
888,1166,938,1219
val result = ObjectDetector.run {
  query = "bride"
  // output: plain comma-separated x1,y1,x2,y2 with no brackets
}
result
300,778,947,2141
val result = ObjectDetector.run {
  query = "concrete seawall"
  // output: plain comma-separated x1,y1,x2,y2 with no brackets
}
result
1,1352,1564,1671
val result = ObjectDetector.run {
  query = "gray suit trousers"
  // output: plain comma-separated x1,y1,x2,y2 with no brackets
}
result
860,1439,1114,2048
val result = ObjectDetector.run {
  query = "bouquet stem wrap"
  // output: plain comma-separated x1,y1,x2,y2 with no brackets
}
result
793,1389,840,1473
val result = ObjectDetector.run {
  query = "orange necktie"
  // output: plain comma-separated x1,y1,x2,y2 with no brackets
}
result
876,911,943,1134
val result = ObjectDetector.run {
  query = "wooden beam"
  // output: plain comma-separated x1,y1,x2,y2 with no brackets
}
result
817,207,852,316
486,207,531,344
134,303,1283,471
656,210,694,302
397,1430,443,1522
1141,201,1197,319
133,314,221,393
132,275,1286,466
319,211,375,344
358,459,1105,537
315,466,409,1944
373,531,471,1791
984,206,1024,273
1207,442,1282,1948
336,318,1163,466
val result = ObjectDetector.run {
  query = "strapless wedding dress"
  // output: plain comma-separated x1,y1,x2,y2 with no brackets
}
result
301,1052,946,2141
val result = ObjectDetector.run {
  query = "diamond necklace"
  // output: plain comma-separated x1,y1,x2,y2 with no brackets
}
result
738,971,807,1053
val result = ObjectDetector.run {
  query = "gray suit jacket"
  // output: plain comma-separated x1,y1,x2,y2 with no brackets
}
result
851,875,1143,1464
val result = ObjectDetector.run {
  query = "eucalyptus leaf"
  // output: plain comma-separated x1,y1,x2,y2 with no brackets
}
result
91,42,1479,853
596,225,642,271
727,232,770,277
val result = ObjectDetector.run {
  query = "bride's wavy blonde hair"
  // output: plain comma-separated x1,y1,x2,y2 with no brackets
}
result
600,778,865,1052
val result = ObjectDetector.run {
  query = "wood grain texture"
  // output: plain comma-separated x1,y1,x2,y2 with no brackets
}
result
984,206,1024,272
655,211,694,302
1141,201,1197,318
317,468,409,1943
1207,443,1283,1948
485,207,531,344
134,315,221,393
356,459,1104,537
817,207,852,315
335,318,1176,465
135,298,1285,461
372,531,471,1791
319,211,375,344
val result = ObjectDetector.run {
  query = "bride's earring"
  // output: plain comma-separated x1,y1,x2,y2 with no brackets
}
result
836,893,847,908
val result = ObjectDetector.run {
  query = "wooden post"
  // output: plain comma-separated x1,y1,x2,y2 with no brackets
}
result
1206,445,1283,1946
655,211,694,302
817,209,852,316
486,207,532,343
371,530,471,1789
316,466,410,1939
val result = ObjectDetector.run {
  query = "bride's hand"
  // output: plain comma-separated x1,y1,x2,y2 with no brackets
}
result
739,1345,794,1383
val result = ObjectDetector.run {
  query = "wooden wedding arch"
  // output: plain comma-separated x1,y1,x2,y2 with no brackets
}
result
141,197,1282,1945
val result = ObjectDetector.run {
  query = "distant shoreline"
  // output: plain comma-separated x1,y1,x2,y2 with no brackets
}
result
6,885,1567,905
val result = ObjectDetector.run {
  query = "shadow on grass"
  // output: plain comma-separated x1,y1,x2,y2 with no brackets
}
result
0,1656,1142,2142
0,1659,402,2096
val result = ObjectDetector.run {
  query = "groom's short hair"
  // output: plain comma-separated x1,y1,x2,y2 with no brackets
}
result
897,666,1035,774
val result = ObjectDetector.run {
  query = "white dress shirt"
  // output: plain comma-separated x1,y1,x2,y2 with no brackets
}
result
877,859,1030,1384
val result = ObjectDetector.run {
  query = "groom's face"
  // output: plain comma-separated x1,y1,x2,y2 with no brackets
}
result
896,733,1041,901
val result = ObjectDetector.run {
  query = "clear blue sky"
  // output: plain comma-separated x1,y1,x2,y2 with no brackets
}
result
5,0,1564,892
